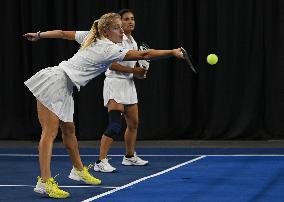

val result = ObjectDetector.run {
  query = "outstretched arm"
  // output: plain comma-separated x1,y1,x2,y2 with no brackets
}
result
23,30,76,41
124,48,184,61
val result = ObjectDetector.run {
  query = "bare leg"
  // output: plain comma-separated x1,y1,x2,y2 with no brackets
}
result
99,135,114,160
99,99,124,160
124,104,139,156
60,122,83,170
37,101,60,182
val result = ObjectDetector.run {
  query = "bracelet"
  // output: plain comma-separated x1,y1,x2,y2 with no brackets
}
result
36,31,41,39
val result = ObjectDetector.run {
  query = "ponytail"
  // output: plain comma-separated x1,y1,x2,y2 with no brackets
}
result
80,20,99,49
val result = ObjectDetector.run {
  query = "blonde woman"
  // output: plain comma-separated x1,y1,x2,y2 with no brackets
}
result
24,12,183,198
24,8,149,172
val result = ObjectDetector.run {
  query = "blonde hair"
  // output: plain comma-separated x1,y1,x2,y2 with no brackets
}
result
80,13,121,49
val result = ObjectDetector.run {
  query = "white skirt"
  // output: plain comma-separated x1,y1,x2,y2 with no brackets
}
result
103,77,138,107
24,66,75,122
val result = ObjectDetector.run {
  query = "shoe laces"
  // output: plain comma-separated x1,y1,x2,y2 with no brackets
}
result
102,157,112,165
83,163,94,171
46,174,60,189
80,164,94,177
79,165,101,184
133,152,141,160
42,174,69,198
87,164,94,170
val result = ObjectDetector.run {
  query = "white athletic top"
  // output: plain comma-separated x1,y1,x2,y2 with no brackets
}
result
60,38,128,90
75,31,89,44
75,31,137,79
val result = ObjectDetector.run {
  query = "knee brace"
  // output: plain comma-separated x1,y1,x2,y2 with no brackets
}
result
104,110,123,139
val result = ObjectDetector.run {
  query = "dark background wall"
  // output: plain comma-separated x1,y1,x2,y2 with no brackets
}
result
0,0,283,140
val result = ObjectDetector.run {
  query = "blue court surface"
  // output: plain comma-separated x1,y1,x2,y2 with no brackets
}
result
0,147,284,202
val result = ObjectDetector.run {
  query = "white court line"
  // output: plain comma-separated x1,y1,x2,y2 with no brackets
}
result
1,154,284,157
0,185,117,189
81,155,207,202
193,154,284,157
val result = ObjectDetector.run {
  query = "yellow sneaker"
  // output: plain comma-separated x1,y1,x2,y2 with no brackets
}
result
34,176,70,199
68,165,102,185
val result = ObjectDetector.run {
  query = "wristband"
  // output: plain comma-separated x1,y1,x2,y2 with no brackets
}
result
36,31,41,39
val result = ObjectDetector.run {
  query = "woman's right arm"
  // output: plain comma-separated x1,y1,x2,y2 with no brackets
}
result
23,30,76,41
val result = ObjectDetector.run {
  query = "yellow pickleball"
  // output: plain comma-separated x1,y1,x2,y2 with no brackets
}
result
207,54,218,65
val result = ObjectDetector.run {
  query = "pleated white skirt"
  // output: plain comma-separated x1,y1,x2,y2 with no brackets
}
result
24,66,75,122
103,77,138,107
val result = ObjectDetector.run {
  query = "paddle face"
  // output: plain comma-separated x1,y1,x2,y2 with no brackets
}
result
181,47,198,74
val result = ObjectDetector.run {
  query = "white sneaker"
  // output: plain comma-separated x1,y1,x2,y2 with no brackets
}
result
93,158,116,173
122,152,149,166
